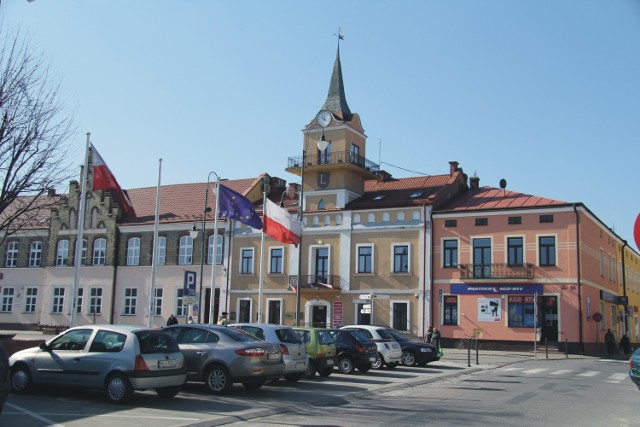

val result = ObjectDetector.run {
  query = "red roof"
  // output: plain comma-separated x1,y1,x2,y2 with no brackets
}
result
439,186,569,212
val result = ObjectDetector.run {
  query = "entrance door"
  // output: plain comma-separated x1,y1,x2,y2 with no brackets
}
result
312,305,327,328
540,296,558,342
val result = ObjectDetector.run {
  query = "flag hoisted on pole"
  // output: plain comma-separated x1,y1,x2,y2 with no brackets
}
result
70,132,92,327
217,185,263,230
148,158,162,328
263,198,303,246
91,144,135,217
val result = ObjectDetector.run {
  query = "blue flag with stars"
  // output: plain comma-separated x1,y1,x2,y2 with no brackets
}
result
217,185,263,230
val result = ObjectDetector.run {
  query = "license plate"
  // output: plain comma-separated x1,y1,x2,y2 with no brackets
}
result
268,353,280,360
296,362,306,369
158,359,176,369
326,358,334,366
369,356,376,362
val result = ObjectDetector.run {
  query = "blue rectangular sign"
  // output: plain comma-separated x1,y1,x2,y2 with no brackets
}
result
184,271,197,296
450,284,544,295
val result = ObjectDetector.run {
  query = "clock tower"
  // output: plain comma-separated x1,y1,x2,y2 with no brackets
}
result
286,46,379,211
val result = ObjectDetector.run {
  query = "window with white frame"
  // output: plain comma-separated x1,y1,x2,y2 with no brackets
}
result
29,241,42,267
76,288,84,314
93,238,106,266
179,235,193,265
176,288,187,317
153,288,163,316
1,287,14,312
24,287,37,313
207,234,224,265
123,288,137,315
156,236,166,266
127,237,141,266
392,244,410,273
56,240,69,266
357,244,373,273
391,301,409,331
89,287,102,314
5,241,18,267
269,247,283,274
52,287,65,313
241,248,254,274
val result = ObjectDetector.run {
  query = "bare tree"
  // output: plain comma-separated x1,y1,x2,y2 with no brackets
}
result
0,29,75,246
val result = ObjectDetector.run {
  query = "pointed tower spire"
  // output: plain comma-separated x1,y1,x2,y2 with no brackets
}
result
321,44,352,121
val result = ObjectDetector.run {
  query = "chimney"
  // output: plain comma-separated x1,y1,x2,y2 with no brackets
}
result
470,176,480,189
449,161,459,175
47,188,56,197
377,170,393,182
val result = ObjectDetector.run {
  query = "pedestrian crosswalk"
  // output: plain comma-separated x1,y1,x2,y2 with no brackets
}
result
498,366,628,383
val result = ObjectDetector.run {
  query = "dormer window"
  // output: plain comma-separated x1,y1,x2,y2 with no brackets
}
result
409,192,423,198
373,195,387,201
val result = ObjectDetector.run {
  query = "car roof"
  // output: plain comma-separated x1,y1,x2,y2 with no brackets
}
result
69,324,160,334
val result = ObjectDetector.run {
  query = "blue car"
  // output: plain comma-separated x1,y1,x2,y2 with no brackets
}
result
629,347,640,390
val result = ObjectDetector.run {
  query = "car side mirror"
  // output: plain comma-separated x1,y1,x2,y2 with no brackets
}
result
39,342,51,351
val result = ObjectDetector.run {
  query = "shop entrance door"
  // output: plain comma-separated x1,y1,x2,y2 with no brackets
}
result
311,305,327,328
540,295,558,342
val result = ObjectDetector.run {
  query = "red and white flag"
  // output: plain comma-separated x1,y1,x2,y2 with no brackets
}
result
263,198,303,246
91,144,135,217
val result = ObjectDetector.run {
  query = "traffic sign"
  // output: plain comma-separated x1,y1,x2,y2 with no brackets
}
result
359,294,372,300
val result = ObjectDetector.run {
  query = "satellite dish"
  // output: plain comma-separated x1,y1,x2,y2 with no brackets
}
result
499,179,507,189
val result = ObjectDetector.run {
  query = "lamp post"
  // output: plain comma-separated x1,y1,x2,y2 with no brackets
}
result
295,111,330,326
190,171,218,324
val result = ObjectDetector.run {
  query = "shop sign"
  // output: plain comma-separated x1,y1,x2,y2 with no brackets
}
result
478,298,501,322
600,290,617,304
451,284,543,295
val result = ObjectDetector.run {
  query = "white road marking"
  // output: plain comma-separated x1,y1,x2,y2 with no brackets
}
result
550,369,573,375
5,402,65,427
522,368,547,375
577,371,600,377
606,373,629,384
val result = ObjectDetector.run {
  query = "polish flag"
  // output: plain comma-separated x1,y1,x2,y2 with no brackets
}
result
91,144,135,217
263,198,303,246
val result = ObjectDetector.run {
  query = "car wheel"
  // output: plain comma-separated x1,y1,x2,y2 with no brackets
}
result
372,353,384,370
105,373,133,404
304,360,317,379
358,364,371,373
318,368,333,377
204,365,233,394
156,385,181,398
401,351,416,366
386,362,399,369
242,379,265,390
338,356,355,374
284,373,303,382
10,364,32,394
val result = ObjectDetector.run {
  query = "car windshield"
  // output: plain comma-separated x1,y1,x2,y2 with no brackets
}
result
275,328,302,344
218,327,262,342
386,328,409,341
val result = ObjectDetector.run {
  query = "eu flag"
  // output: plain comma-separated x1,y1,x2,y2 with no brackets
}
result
217,185,263,230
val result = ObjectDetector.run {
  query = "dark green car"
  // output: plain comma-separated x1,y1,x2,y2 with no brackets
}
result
293,327,336,378
629,347,640,390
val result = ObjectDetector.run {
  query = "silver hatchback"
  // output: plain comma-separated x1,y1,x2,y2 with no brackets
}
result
164,324,285,394
229,323,308,382
9,325,186,403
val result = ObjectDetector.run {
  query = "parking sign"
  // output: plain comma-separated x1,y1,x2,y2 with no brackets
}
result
184,271,197,297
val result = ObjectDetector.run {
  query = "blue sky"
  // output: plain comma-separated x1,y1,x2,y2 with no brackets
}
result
3,1,640,248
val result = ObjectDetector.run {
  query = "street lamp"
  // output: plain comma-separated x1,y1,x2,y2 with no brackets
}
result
190,171,218,324
295,111,330,326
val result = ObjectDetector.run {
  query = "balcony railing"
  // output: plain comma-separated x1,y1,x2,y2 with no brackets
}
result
459,263,534,280
288,274,344,290
287,150,380,175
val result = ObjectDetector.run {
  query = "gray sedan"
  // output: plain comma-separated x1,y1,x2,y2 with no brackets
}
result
163,324,285,394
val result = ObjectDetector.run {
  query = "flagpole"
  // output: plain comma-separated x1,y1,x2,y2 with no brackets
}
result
148,158,162,327
70,132,91,327
258,192,267,323
209,175,220,325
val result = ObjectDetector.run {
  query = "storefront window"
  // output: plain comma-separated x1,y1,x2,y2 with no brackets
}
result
443,295,458,325
507,295,538,327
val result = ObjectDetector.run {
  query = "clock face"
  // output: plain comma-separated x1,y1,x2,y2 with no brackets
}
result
316,110,332,127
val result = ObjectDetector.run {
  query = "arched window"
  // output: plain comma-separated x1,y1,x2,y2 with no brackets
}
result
93,238,107,266
5,241,18,267
127,237,141,266
318,199,326,210
56,240,69,266
29,241,43,267
156,236,166,266
207,234,224,265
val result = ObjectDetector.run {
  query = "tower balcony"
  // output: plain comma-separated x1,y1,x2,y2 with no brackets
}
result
286,150,380,177
459,263,535,280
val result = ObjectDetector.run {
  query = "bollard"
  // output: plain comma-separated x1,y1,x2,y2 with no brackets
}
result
545,338,548,359
467,339,471,367
565,338,568,359
475,338,479,365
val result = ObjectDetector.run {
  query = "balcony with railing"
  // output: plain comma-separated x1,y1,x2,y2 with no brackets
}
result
287,274,346,291
286,150,380,175
459,263,535,280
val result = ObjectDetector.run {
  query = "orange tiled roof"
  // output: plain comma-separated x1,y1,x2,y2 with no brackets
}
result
439,186,569,212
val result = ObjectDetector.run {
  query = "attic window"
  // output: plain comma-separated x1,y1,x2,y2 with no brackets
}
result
409,192,423,199
373,195,387,201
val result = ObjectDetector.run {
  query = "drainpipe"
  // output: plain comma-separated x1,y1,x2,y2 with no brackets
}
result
429,207,435,331
574,204,584,354
621,240,628,335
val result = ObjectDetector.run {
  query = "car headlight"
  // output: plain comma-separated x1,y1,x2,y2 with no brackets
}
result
421,348,432,353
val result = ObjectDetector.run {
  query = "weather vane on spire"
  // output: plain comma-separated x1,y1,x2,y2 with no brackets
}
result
334,27,344,47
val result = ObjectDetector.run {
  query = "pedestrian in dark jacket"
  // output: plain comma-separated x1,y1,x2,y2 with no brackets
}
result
620,334,631,355
425,325,434,344
431,327,443,356
604,329,615,356
166,314,178,326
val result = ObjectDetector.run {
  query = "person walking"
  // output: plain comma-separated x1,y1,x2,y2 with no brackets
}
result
431,327,443,357
620,333,631,355
166,313,178,326
425,325,434,344
604,328,616,356
217,311,229,326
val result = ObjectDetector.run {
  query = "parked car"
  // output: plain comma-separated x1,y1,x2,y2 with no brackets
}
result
293,327,336,378
0,342,8,414
383,326,440,366
629,347,640,390
229,323,308,382
9,325,186,404
327,329,377,374
163,324,284,394
340,325,402,369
